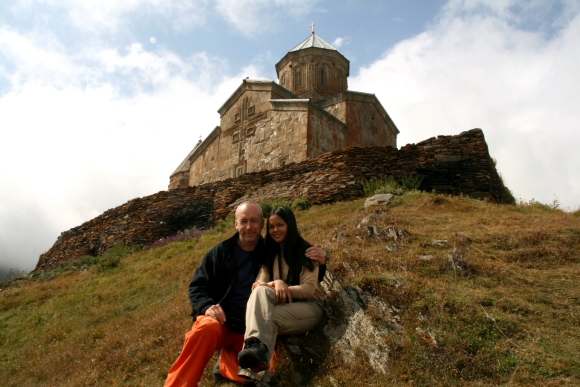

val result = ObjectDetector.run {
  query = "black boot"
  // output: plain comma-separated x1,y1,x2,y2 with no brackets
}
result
238,337,269,372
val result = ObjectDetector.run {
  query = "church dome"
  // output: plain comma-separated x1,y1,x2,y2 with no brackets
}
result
275,32,350,99
289,33,338,51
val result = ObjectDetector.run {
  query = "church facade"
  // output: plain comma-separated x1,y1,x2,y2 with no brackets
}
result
169,33,400,189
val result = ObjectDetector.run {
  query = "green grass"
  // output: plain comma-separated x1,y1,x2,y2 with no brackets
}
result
362,175,423,197
1,192,579,386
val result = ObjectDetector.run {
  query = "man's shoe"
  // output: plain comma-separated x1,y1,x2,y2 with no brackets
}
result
238,337,269,372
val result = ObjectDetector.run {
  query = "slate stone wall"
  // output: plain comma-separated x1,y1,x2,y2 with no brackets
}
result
36,128,513,271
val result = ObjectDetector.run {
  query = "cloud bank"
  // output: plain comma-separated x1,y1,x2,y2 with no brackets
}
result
351,0,580,209
0,25,262,278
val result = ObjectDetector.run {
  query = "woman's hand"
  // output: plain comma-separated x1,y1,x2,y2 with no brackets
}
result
252,281,271,291
272,279,292,304
305,245,326,265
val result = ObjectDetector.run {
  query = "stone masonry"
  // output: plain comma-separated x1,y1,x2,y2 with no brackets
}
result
36,128,514,272
169,33,399,190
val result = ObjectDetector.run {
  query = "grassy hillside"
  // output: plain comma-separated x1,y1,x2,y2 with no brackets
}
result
1,192,579,386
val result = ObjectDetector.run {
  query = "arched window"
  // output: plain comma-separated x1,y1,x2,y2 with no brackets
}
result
281,75,287,88
320,67,327,86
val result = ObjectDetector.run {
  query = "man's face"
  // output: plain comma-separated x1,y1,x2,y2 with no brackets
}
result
235,203,264,245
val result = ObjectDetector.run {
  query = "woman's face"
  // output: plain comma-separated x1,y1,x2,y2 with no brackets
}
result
268,214,288,244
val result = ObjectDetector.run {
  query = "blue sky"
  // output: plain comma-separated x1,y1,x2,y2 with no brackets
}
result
1,0,579,278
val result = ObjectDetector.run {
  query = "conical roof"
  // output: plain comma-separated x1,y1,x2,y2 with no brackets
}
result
290,33,337,52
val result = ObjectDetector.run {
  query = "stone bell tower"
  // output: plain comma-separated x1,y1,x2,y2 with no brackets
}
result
275,30,349,101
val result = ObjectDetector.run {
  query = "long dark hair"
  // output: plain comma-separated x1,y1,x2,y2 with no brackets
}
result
265,207,315,286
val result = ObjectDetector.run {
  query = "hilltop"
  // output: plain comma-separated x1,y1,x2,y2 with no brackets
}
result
1,192,578,386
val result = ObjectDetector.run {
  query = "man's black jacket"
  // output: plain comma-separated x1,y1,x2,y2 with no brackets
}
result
188,232,267,319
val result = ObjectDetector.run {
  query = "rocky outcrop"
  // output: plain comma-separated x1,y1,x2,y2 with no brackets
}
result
36,128,513,271
321,271,399,374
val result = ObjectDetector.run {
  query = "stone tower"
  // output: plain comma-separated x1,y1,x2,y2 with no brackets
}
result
276,34,349,100
169,32,399,190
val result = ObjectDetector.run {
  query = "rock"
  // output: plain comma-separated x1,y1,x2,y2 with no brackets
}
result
386,244,398,252
384,227,411,242
321,271,399,375
419,254,433,261
331,233,348,244
364,194,396,208
431,239,447,246
455,233,472,245
357,214,381,228
360,225,382,239
448,248,472,270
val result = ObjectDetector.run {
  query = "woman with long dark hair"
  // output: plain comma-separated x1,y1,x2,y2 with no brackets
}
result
237,207,325,385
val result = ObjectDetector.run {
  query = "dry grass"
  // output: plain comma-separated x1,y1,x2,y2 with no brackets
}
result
1,192,579,386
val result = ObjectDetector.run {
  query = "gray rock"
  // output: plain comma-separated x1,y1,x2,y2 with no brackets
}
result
448,248,472,270
357,214,381,228
384,227,411,242
364,194,396,208
331,233,348,243
320,271,397,375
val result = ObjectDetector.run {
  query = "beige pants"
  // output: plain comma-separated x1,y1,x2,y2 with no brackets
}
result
239,285,323,381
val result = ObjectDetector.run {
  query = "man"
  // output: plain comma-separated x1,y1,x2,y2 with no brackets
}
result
165,202,325,387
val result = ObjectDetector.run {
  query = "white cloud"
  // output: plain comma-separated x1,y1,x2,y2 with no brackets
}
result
215,0,317,36
0,28,264,274
332,37,348,48
350,0,580,209
7,0,210,35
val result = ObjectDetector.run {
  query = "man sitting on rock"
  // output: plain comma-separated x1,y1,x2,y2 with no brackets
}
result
164,201,325,387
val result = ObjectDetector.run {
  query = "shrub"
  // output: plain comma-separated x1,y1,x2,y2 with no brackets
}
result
517,198,562,213
259,199,292,217
291,197,312,211
214,215,236,233
363,175,424,197
400,174,424,191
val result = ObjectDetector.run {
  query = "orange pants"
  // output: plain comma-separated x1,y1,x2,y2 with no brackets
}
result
164,315,246,387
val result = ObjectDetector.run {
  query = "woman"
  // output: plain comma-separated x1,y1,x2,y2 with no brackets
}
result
237,207,325,385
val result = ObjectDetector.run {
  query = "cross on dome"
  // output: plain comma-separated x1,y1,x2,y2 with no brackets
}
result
310,22,316,34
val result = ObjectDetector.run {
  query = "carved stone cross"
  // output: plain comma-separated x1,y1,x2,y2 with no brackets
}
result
310,22,316,34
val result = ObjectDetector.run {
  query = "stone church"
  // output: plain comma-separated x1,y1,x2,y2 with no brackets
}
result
169,32,400,189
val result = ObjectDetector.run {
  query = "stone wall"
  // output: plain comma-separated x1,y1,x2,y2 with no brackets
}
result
319,91,399,148
36,128,513,272
307,102,349,156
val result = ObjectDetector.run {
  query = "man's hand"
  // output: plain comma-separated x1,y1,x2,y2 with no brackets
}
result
305,245,326,265
205,304,226,324
272,279,292,304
